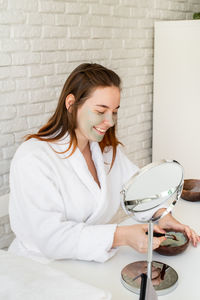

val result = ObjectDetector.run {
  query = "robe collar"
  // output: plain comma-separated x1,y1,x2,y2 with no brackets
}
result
49,133,110,224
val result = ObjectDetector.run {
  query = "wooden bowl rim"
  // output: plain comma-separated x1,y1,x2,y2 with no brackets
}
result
155,230,189,255
183,179,200,189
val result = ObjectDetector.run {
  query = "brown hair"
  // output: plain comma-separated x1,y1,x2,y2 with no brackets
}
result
26,63,122,168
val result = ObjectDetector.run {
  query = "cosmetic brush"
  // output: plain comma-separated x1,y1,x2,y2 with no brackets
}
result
146,231,178,241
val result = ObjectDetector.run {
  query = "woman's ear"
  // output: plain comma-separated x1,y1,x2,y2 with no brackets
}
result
65,94,75,112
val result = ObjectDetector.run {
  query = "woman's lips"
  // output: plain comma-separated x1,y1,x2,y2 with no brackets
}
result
93,126,107,135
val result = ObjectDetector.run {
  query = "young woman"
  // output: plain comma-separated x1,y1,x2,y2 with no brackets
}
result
9,63,199,263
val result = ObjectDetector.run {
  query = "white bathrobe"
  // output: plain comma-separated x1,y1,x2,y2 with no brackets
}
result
8,134,156,263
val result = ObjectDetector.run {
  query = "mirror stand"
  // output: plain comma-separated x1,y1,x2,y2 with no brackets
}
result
147,220,153,279
120,160,184,296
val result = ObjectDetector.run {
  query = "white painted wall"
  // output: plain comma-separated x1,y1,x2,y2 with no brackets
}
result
153,20,200,179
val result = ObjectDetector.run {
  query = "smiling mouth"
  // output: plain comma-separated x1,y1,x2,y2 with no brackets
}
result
93,127,107,135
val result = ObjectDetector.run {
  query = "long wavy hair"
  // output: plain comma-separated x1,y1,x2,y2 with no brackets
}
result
26,63,122,168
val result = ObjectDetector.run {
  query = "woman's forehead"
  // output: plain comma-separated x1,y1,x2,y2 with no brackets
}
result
86,86,120,107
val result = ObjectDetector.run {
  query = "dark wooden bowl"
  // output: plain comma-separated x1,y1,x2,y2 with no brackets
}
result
155,230,189,256
181,179,200,202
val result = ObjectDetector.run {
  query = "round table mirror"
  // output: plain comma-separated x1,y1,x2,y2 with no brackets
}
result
120,160,184,296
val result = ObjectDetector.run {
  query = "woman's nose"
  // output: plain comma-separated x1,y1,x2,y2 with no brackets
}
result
103,112,115,127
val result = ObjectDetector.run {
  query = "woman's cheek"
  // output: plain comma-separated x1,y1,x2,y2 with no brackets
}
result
88,111,105,125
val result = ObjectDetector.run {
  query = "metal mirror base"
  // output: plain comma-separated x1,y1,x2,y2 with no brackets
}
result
121,260,178,296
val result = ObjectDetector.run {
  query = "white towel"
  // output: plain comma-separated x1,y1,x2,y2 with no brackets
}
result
0,250,111,300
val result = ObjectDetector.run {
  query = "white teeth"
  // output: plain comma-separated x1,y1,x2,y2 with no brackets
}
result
95,127,106,133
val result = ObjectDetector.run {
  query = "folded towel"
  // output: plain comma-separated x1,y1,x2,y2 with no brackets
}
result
0,250,111,300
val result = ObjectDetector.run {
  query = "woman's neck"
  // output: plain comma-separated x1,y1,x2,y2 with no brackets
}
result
75,130,89,153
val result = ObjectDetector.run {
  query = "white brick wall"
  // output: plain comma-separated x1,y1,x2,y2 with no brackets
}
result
0,0,200,247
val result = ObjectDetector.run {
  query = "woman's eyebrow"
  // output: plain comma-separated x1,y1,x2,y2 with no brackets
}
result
95,104,120,109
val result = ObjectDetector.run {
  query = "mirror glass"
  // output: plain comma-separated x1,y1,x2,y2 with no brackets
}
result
121,160,184,222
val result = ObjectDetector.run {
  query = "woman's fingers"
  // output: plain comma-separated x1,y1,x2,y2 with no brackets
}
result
183,225,192,241
152,236,166,250
182,225,200,247
188,228,199,246
153,224,166,234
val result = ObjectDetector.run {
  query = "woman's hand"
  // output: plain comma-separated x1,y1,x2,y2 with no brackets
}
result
155,208,200,247
112,223,166,253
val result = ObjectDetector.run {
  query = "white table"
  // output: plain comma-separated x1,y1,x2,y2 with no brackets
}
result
50,199,200,300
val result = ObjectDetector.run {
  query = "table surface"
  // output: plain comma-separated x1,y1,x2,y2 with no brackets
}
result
50,199,200,300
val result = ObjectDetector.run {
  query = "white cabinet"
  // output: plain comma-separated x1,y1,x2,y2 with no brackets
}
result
152,20,200,179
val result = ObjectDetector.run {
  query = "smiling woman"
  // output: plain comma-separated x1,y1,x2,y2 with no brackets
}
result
25,63,122,168
8,63,199,263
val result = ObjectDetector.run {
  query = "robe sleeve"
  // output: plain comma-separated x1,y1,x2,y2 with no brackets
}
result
9,152,117,263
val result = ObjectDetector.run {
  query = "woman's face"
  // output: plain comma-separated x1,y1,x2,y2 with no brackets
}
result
75,86,120,143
